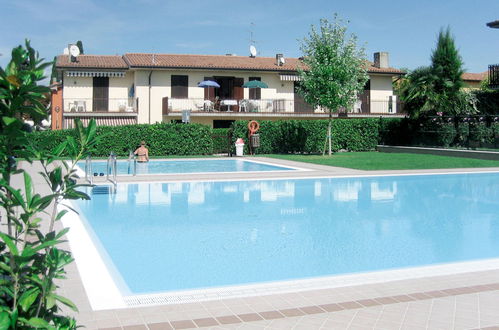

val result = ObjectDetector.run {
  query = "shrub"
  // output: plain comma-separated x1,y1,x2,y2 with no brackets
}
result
212,128,230,154
30,123,214,157
468,119,492,145
231,118,380,154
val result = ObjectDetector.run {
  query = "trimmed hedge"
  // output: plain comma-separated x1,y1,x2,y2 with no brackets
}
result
212,128,230,154
29,123,213,157
231,119,380,154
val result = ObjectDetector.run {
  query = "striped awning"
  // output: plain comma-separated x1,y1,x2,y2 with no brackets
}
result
66,71,126,78
63,116,137,129
279,74,301,81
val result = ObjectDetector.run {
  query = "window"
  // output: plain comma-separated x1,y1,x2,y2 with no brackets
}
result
248,77,261,100
171,75,188,99
213,120,235,129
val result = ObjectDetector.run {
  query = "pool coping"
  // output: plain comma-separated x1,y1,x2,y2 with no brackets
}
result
61,164,499,311
73,157,311,179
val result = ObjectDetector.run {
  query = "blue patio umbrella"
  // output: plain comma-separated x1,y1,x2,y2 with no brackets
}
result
198,80,220,102
198,80,220,88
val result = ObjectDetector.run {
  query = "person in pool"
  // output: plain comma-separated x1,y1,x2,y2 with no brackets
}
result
134,141,149,162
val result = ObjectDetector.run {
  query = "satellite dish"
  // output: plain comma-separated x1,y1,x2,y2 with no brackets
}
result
249,45,257,57
279,56,286,65
69,44,80,57
63,47,69,55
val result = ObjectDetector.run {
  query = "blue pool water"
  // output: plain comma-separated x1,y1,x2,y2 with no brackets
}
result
78,159,295,175
74,172,499,294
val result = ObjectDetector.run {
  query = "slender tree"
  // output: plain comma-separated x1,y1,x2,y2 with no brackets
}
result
400,27,474,118
50,56,58,83
298,14,368,155
76,40,84,55
431,27,464,103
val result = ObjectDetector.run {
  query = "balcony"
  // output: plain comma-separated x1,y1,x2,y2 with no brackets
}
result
489,64,499,89
62,97,138,129
166,98,296,113
165,98,401,116
63,98,138,113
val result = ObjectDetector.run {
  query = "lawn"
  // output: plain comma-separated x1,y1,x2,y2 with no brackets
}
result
266,152,499,170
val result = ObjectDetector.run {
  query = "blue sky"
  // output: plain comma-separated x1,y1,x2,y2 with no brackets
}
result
1,0,498,74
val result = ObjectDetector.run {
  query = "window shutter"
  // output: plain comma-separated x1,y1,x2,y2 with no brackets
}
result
248,77,261,100
172,75,188,99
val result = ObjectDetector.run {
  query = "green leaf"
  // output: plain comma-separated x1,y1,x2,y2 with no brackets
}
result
0,312,10,330
19,287,40,312
54,294,78,312
0,233,19,256
23,172,33,206
26,317,50,328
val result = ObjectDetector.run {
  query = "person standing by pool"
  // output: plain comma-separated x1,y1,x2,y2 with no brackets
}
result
134,141,149,162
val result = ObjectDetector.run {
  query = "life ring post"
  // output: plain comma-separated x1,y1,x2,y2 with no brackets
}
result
247,120,260,155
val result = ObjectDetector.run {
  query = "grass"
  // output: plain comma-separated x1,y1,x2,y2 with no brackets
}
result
265,152,499,171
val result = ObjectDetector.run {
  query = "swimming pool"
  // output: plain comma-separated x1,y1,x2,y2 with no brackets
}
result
71,172,499,299
78,158,297,175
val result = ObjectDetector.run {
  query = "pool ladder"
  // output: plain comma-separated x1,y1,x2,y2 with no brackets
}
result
128,150,137,176
107,152,117,187
84,155,93,184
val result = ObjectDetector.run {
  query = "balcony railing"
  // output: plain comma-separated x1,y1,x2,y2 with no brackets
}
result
63,98,137,112
489,64,499,89
168,98,399,114
167,98,296,113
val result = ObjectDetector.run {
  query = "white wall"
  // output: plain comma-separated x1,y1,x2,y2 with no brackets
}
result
63,76,93,111
63,73,133,112
133,69,296,124
370,74,396,113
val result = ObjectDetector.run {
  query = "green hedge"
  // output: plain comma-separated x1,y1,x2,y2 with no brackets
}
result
231,119,380,154
29,123,214,157
378,116,499,149
212,128,230,154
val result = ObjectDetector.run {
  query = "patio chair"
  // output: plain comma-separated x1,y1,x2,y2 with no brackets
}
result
239,99,249,112
75,101,86,112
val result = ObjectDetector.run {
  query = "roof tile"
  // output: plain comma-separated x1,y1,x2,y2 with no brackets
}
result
56,53,404,74
56,55,128,69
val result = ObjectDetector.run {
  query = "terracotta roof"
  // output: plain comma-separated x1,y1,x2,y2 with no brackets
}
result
123,53,303,72
56,53,404,75
56,55,128,69
462,71,487,81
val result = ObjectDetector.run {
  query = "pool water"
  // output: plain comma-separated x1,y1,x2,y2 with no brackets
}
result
79,159,295,175
74,172,499,294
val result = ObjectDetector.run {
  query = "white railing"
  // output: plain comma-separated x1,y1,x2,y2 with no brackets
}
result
64,98,137,112
168,98,295,113
106,152,117,186
84,155,93,184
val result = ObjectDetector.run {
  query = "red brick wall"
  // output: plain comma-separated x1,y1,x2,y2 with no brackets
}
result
51,85,63,130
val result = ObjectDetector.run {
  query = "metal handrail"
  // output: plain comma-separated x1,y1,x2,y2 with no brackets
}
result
128,150,137,176
84,155,93,184
106,152,117,186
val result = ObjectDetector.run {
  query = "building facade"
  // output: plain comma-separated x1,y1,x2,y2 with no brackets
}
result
53,52,404,129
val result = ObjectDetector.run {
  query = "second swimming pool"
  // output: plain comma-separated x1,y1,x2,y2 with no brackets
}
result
79,158,298,175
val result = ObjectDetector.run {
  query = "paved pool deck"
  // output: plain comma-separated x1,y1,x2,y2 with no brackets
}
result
15,158,499,330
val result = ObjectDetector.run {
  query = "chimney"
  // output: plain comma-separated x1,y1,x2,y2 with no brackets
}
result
276,53,284,66
374,52,389,68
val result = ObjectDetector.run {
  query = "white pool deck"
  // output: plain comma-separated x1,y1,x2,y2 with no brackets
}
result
16,157,499,330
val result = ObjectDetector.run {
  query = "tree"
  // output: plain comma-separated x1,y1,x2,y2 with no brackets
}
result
0,40,98,328
76,40,84,55
431,27,464,106
50,56,58,83
298,14,368,155
400,27,474,118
